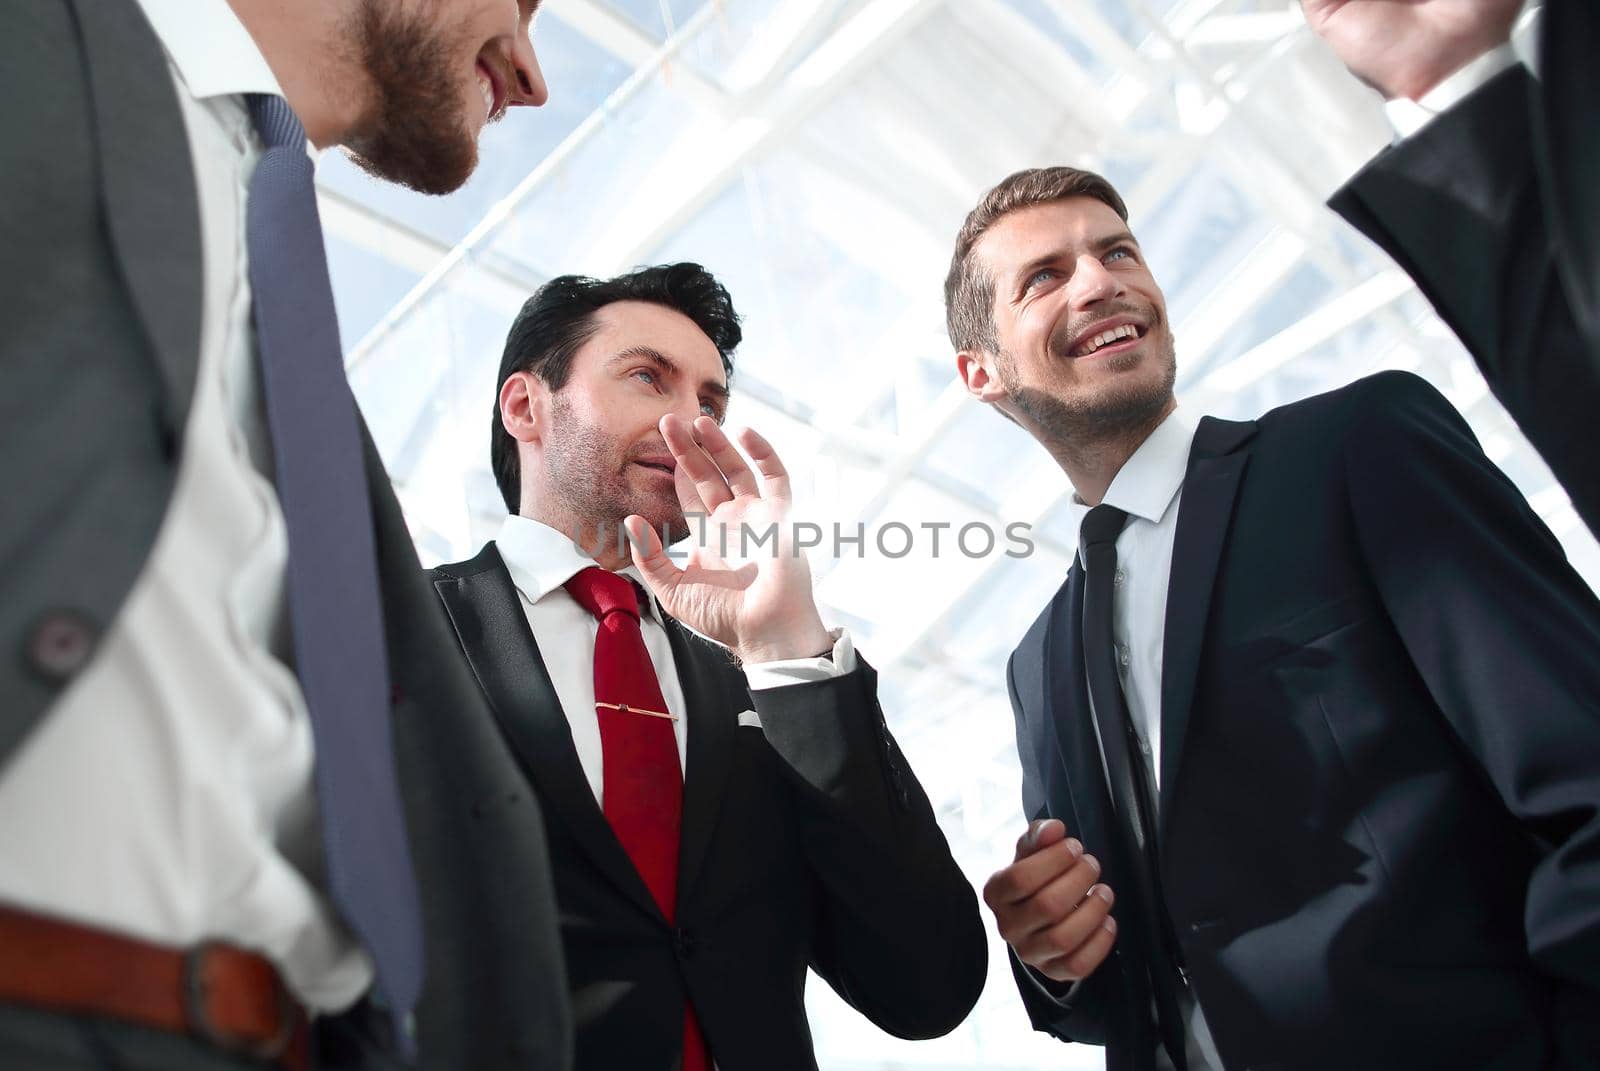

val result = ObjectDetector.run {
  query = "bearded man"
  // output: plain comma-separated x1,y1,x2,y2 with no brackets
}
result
951,167,1600,1070
0,1,567,1068
428,263,987,1071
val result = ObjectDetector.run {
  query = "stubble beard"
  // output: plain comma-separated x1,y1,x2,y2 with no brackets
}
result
999,326,1178,454
342,0,481,196
543,394,691,552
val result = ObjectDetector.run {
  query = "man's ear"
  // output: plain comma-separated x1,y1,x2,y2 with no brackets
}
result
956,348,1008,406
499,371,548,447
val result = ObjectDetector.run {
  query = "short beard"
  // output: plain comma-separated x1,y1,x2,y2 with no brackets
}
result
998,331,1177,453
342,1,479,195
543,394,690,550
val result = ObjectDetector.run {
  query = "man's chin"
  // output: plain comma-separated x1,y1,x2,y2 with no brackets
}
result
344,125,478,196
630,503,691,547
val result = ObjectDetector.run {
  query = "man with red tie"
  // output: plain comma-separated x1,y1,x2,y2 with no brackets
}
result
428,263,988,1070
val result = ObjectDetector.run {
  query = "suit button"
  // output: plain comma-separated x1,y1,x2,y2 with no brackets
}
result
673,928,696,959
25,610,99,684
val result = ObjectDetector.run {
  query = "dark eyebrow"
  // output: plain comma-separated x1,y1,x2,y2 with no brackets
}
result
612,345,730,403
610,344,676,373
1090,230,1139,255
1011,230,1141,292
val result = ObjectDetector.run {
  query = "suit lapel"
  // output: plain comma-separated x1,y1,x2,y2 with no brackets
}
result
666,619,740,907
71,0,202,437
1157,416,1256,834
433,545,660,921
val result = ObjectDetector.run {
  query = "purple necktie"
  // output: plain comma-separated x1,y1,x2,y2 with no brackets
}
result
245,94,424,1055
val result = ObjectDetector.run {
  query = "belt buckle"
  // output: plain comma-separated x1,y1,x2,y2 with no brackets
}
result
182,940,298,1062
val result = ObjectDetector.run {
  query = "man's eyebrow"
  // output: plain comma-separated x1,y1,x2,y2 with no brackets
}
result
610,344,677,372
1090,230,1139,254
1010,231,1142,289
612,345,730,401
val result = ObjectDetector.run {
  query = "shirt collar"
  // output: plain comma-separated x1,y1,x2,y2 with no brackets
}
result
495,515,664,625
133,0,285,101
1069,407,1198,544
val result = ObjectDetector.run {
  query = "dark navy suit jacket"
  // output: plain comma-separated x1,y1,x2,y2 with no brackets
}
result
1006,373,1600,1070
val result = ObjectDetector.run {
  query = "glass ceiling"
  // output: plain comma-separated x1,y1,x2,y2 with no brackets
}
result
323,2,1580,1068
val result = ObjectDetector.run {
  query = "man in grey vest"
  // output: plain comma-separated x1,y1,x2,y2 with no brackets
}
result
0,1,570,1068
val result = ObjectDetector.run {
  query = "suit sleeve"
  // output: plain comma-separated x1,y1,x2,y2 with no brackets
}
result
1003,653,1114,1047
750,659,988,1040
1329,65,1600,537
1343,371,1600,1060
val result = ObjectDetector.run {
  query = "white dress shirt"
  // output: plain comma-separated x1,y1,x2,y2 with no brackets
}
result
495,516,854,805
1069,409,1194,792
1062,408,1219,1071
0,0,370,1012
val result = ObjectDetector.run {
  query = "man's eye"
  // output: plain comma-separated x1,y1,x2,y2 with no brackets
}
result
1025,268,1057,291
700,401,719,419
634,369,657,386
1105,247,1133,263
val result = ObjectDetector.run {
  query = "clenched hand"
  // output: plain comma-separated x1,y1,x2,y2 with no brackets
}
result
984,818,1118,983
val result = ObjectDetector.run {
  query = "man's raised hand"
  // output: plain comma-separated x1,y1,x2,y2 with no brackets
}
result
625,414,832,665
1302,0,1522,102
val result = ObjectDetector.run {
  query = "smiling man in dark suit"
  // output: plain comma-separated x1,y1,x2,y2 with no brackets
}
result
0,2,567,1068
946,165,1600,1070
429,262,987,1071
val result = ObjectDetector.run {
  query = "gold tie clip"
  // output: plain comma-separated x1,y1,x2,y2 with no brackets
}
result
595,701,679,722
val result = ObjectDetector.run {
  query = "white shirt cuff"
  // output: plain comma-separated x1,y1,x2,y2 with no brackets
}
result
1383,43,1521,139
742,628,856,690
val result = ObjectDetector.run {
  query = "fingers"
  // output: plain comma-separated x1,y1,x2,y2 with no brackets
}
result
985,833,1085,907
734,426,791,502
674,461,709,519
660,415,789,513
1015,818,1066,861
1035,906,1118,983
692,418,761,500
989,848,1102,940
1009,868,1113,963
662,414,732,512
623,515,683,601
985,822,1118,984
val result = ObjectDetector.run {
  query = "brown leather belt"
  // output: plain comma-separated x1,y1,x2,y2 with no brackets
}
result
0,904,309,1070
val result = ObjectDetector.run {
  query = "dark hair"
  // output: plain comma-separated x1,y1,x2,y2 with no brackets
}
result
943,167,1129,354
491,262,742,513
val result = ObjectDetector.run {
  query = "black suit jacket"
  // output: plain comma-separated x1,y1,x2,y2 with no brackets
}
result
430,543,987,1071
1331,12,1600,538
0,4,570,1067
1006,372,1600,1070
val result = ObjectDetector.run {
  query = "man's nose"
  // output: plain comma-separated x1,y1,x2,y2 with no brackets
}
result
504,31,549,107
669,393,706,426
1067,254,1123,308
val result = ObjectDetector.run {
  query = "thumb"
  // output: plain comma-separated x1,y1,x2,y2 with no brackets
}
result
1017,818,1066,860
624,515,682,603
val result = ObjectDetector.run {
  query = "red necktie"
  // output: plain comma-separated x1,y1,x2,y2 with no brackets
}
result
564,568,710,1071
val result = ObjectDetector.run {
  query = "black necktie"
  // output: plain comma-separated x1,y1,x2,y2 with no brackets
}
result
1079,504,1188,1070
246,95,424,1054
